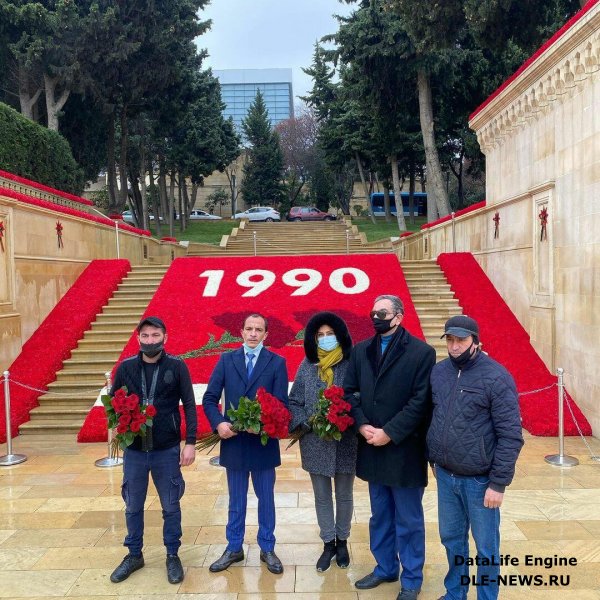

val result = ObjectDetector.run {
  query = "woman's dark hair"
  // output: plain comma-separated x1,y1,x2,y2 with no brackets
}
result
304,311,352,363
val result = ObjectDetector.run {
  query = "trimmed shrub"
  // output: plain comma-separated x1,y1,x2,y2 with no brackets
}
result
0,102,84,194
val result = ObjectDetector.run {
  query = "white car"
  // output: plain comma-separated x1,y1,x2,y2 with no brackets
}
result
233,206,281,222
189,209,222,220
121,210,163,224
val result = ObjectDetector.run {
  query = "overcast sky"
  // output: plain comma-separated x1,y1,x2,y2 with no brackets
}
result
198,0,353,105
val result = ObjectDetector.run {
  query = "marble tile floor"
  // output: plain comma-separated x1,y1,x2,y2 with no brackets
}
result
0,431,599,599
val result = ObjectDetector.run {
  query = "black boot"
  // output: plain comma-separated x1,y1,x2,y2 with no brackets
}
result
316,540,337,572
336,537,349,568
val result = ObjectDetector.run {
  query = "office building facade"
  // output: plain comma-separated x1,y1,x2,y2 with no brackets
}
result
214,68,294,131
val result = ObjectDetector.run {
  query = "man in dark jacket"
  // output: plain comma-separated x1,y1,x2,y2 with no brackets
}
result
345,295,436,600
203,313,289,575
427,315,523,600
109,316,197,585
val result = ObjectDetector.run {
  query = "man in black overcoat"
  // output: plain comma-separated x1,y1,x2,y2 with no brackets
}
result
344,294,436,600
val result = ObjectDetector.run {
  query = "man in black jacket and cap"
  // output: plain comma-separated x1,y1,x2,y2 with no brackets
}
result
109,316,197,586
344,294,436,600
427,315,523,600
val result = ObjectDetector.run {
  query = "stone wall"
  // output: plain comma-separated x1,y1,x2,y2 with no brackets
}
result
395,3,600,435
0,193,186,371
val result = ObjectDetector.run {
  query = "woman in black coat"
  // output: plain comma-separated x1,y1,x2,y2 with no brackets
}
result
289,311,357,572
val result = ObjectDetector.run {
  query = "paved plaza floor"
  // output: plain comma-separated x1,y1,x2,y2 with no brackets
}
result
1,431,600,599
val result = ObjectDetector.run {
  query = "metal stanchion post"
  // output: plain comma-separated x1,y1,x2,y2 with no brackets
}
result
346,229,350,255
253,231,257,256
114,220,120,259
545,368,579,467
0,371,27,466
451,212,456,253
95,371,124,468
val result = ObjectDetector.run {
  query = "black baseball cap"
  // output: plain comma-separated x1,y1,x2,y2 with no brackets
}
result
441,315,479,339
137,316,166,332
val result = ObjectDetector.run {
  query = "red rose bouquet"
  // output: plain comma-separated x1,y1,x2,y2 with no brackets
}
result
101,386,156,455
196,387,291,452
288,385,354,448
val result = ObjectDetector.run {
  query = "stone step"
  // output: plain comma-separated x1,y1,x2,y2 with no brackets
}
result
29,406,91,417
62,359,116,370
37,394,98,405
19,421,85,434
55,370,112,382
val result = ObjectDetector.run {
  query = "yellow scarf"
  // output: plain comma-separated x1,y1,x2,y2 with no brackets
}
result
317,345,344,387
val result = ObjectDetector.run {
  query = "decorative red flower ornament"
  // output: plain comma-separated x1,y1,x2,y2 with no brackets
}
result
0,220,4,252
493,211,500,239
539,207,548,241
55,220,64,248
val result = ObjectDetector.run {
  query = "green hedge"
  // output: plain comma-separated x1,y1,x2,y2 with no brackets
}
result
0,102,84,194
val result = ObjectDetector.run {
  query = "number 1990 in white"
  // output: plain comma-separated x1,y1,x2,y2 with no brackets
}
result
199,268,369,297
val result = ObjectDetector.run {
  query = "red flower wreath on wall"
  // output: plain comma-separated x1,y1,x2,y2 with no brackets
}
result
55,220,64,248
0,220,4,252
539,207,548,241
493,211,500,239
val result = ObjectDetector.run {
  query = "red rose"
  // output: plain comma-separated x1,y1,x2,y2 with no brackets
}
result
126,396,139,411
114,388,127,400
145,405,157,417
130,421,142,433
116,423,128,434
119,413,132,426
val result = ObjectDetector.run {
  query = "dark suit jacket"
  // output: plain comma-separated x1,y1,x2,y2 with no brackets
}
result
344,327,435,488
203,346,289,471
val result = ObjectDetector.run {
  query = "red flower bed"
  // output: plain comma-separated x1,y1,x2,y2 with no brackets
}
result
0,259,131,442
0,186,151,237
160,237,177,242
421,201,486,230
0,169,94,206
110,254,426,383
400,232,414,238
437,252,591,436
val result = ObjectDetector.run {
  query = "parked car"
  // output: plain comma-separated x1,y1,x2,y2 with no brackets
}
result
233,206,281,222
287,206,337,221
189,209,222,220
121,210,163,224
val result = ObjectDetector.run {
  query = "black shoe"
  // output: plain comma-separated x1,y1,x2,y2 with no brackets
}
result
209,549,245,572
397,589,421,600
335,537,349,568
166,554,184,584
316,540,336,572
260,550,284,574
110,553,145,583
355,571,399,590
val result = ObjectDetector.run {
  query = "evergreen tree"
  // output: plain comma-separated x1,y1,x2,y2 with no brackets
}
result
240,90,285,208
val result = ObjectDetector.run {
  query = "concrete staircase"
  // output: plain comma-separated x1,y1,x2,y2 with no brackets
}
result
401,260,463,361
19,265,169,436
188,220,391,256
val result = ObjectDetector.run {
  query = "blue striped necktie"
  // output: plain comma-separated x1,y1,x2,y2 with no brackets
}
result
246,352,255,378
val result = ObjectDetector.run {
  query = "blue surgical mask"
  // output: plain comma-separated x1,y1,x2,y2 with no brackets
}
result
243,341,263,354
318,335,339,352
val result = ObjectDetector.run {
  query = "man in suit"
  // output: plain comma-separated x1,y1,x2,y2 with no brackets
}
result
344,295,436,600
203,313,289,574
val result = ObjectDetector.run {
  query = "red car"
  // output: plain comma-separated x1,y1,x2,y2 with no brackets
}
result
287,206,337,221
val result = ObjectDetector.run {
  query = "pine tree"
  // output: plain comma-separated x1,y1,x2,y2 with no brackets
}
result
240,90,285,208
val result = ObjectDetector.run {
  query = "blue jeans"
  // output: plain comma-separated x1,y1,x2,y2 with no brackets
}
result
436,466,500,600
368,482,425,590
122,445,185,555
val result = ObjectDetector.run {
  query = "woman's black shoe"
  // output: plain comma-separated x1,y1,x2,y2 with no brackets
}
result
336,538,350,568
316,540,337,572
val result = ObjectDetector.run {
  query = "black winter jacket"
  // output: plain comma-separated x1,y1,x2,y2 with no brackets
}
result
344,327,436,488
111,352,197,451
427,351,524,492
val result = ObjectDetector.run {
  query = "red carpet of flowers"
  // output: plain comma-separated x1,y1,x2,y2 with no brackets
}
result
421,201,486,230
0,186,150,237
0,260,131,442
437,253,591,436
111,254,425,382
0,169,93,206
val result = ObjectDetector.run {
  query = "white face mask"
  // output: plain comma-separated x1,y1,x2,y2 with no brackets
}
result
318,335,339,352
243,341,263,354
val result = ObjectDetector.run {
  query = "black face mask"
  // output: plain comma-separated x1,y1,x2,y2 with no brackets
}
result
372,317,395,335
140,341,164,358
449,343,474,368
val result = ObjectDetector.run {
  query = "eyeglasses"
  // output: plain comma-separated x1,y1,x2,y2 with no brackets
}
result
370,310,396,320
